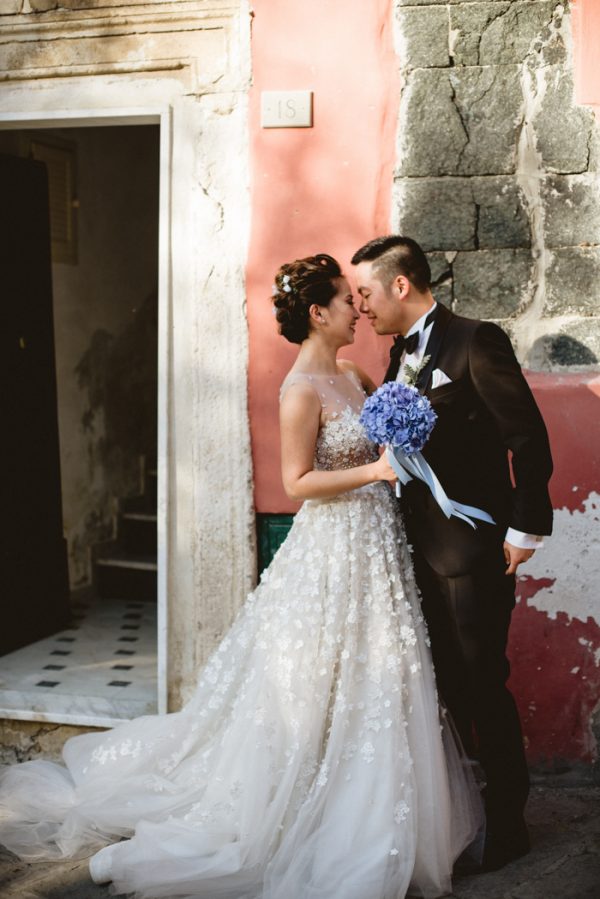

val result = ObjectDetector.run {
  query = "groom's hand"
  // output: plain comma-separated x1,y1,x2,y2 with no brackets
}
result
503,541,535,575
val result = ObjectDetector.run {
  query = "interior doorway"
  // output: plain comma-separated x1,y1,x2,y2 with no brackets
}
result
0,122,162,726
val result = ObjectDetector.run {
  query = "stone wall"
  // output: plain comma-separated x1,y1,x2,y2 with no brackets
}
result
0,719,104,764
393,0,600,368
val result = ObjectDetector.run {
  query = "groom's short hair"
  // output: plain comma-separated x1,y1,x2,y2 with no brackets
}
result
351,236,431,294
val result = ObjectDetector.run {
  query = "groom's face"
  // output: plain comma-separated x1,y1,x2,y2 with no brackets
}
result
354,261,404,335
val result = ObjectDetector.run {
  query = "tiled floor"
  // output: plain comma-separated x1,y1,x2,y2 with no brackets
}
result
0,596,157,727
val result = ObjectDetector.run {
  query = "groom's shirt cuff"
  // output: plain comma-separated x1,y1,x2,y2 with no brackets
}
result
505,527,545,550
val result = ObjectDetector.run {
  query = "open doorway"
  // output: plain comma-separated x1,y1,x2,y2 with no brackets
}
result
0,124,160,725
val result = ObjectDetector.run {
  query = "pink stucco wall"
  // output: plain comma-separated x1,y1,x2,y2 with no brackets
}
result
245,3,600,771
512,374,600,768
246,0,398,513
572,0,600,118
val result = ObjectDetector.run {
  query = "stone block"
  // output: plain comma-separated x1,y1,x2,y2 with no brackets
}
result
450,2,557,67
426,251,454,308
0,719,98,764
589,125,600,174
472,177,530,249
396,5,449,69
544,248,600,316
395,177,475,251
0,1,23,13
527,320,600,367
527,2,568,68
427,251,452,284
533,68,595,174
432,280,453,310
397,70,468,177
450,1,510,66
542,175,600,249
547,328,600,365
398,67,522,177
0,19,227,91
28,0,59,9
394,176,529,252
453,249,532,319
451,66,523,175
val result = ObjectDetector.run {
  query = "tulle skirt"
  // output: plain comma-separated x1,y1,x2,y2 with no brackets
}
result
0,483,483,898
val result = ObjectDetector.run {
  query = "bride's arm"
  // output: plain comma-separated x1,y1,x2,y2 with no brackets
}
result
280,383,395,502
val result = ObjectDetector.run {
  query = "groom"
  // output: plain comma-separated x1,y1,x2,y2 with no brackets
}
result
352,236,553,872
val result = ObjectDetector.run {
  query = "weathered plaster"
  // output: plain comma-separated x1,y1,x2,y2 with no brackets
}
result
0,719,103,765
522,492,600,623
0,1,255,710
510,5,599,362
507,372,600,765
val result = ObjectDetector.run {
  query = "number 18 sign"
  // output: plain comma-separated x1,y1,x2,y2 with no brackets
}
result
261,91,313,128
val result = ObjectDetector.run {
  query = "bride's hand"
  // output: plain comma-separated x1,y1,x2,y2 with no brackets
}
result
370,450,397,485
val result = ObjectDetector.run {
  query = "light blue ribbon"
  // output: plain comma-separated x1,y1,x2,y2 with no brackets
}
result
386,446,495,530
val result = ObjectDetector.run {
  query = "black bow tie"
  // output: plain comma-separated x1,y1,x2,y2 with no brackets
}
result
389,307,437,365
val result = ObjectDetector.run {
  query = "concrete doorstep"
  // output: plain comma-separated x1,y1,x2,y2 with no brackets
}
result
0,786,598,898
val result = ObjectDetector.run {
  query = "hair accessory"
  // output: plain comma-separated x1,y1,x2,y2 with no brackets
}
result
282,274,292,293
271,284,278,297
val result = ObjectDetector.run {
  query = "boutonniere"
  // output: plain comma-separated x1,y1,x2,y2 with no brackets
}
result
402,355,430,388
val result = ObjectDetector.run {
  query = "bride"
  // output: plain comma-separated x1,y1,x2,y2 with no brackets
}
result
0,253,482,898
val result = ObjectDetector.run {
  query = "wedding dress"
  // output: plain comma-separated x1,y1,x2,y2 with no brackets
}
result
0,369,483,899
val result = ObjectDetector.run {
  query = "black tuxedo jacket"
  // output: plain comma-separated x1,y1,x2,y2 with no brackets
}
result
384,304,553,577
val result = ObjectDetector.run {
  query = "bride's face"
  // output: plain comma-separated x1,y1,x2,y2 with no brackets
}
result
319,277,360,346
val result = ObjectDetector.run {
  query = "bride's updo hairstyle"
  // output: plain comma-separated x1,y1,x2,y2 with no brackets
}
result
272,253,342,344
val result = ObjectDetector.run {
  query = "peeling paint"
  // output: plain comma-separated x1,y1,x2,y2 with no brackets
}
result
521,491,600,624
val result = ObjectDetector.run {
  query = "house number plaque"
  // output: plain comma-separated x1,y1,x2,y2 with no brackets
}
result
261,91,313,128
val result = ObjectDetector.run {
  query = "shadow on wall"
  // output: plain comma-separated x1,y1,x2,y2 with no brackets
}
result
528,334,599,368
75,288,158,487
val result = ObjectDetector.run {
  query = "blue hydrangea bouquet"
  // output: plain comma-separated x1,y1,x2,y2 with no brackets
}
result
360,382,494,529
359,381,437,458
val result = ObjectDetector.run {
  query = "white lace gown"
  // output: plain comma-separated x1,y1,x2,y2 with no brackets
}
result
0,370,483,899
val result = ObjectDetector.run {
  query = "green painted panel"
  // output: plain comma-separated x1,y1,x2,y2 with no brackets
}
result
256,514,294,575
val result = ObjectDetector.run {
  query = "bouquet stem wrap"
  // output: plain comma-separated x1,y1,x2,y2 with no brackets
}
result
386,446,495,530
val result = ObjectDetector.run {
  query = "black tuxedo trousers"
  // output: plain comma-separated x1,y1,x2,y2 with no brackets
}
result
410,536,529,835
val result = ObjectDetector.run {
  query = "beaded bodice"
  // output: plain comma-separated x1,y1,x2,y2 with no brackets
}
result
280,369,379,471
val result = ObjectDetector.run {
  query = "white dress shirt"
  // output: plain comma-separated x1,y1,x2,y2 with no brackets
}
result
395,303,543,551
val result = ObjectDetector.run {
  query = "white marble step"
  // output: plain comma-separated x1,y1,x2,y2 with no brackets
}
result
0,598,157,727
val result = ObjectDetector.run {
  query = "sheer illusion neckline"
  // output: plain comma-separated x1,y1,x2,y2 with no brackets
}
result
289,370,352,379
279,367,365,423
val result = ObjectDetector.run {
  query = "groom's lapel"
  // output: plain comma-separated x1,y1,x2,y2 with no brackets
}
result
416,303,453,394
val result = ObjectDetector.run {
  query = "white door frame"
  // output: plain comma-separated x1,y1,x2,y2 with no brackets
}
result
0,106,171,720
